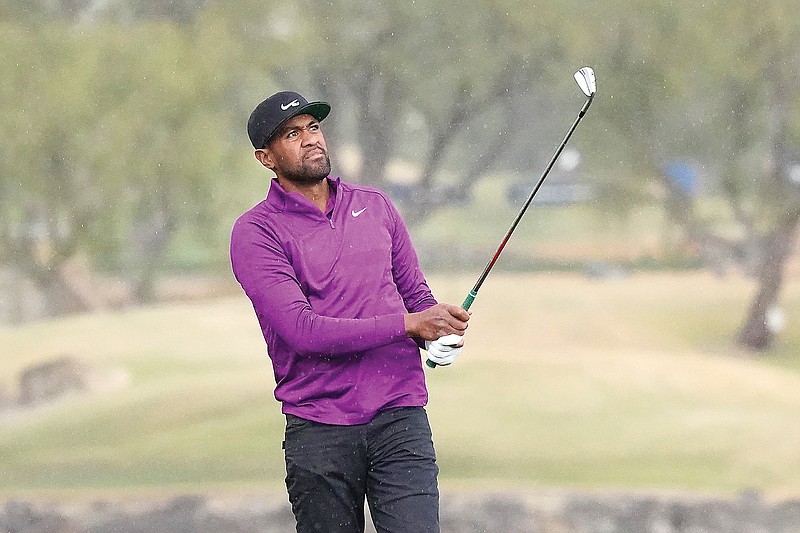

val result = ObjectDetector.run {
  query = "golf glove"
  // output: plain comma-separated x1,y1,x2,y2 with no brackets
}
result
425,334,464,366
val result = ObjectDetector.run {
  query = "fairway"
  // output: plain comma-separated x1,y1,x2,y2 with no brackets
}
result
1,272,799,500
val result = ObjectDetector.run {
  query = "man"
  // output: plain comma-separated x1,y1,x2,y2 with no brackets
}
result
230,91,470,533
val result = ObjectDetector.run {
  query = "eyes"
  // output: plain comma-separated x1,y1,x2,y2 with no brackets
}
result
284,122,321,140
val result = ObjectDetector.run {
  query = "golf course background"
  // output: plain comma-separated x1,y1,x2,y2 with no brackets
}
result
2,268,799,500
5,5,800,528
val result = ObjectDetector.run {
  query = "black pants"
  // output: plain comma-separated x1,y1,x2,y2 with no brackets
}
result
283,407,440,533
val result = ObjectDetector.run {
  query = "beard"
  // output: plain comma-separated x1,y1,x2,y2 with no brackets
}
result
277,148,331,184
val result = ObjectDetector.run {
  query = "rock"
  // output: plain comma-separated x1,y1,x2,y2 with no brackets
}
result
17,356,90,407
3,490,800,532
0,500,80,533
441,493,541,533
0,383,14,412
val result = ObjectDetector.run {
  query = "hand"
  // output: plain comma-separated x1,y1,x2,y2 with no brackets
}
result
405,304,469,341
425,333,464,367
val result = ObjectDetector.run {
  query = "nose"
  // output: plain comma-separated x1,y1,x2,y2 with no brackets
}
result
300,128,321,146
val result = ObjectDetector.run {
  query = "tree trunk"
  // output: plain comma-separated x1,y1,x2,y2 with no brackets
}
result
738,50,799,351
737,208,800,351
129,201,176,304
5,205,99,319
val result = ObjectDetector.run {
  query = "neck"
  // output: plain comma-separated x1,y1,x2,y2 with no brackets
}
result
277,176,330,213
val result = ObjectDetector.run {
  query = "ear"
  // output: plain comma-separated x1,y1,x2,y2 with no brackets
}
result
254,149,275,170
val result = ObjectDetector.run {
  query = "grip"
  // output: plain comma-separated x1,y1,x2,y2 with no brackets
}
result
425,291,476,369
461,290,477,311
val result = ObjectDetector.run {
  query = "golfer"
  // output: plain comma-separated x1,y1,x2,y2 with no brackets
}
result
230,91,470,533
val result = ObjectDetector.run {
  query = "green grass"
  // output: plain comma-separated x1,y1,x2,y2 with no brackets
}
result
1,272,800,499
414,174,668,265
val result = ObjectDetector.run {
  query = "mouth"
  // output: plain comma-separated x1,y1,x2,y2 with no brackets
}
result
305,147,326,160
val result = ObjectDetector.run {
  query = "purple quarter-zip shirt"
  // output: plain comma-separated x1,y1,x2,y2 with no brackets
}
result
230,177,437,425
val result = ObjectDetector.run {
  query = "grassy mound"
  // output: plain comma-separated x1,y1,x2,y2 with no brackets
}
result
1,272,799,499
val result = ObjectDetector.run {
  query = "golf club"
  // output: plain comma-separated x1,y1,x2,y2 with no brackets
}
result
427,66,597,368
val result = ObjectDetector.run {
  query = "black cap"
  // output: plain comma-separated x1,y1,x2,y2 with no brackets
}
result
247,91,331,149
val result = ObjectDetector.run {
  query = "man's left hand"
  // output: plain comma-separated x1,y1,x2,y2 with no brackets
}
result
425,333,464,366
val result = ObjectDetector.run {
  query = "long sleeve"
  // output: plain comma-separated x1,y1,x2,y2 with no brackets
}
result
230,179,431,425
387,200,438,314
231,218,407,356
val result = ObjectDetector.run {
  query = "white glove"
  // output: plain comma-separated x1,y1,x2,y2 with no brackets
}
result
425,334,464,366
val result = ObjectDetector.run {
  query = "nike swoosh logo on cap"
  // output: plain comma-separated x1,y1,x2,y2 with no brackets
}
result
280,100,300,111
351,207,367,217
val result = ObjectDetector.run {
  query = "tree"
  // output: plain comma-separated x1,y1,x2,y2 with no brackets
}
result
222,0,571,221
561,1,800,351
703,3,800,350
3,0,799,347
0,17,244,315
0,0,209,24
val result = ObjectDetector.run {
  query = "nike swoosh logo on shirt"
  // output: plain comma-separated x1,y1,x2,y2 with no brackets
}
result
280,100,300,111
351,207,367,218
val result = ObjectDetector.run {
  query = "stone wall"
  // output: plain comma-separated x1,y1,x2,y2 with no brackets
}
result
2,490,799,532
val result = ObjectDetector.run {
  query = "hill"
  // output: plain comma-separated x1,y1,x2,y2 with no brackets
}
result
1,272,799,499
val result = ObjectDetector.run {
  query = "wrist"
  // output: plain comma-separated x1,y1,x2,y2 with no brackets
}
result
403,312,418,338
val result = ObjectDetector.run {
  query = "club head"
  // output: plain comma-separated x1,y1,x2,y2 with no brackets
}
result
574,67,596,97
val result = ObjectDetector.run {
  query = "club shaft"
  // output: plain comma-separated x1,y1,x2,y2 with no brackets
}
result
426,94,593,369
466,95,594,305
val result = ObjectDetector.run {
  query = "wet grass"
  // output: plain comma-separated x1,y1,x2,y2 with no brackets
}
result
1,272,799,499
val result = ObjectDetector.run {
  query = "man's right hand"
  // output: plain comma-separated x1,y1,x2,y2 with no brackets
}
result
404,303,469,341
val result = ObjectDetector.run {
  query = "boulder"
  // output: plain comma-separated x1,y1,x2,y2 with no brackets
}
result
17,356,90,406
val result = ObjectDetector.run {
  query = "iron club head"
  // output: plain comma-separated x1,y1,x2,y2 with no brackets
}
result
574,67,596,97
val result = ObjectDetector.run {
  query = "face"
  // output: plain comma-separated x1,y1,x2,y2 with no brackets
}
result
257,114,331,184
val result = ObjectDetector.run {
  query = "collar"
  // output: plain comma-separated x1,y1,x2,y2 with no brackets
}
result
266,177,340,216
